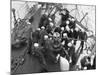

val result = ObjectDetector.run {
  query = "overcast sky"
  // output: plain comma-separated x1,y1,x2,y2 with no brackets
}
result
11,1,95,34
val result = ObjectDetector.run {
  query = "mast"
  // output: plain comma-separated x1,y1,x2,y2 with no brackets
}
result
12,8,17,25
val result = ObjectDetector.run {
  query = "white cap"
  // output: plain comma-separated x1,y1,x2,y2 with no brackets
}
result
49,37,52,40
48,18,52,21
63,33,67,37
27,22,31,24
53,32,60,37
50,22,54,27
41,26,45,29
75,27,79,31
68,42,72,47
45,12,48,16
87,50,91,55
56,54,60,60
53,33,56,37
65,25,70,31
61,27,64,31
62,11,66,15
81,29,85,32
68,17,72,21
17,18,21,22
61,10,66,15
71,29,73,32
16,39,20,42
71,40,74,44
44,35,48,39
84,67,87,70
34,43,39,47
37,28,41,31
61,41,65,45
71,18,75,22
66,20,70,25
87,31,93,36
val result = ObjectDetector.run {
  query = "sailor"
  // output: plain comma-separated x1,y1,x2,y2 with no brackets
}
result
65,25,73,39
60,17,70,28
73,27,79,39
44,32,64,63
73,27,79,45
27,28,40,54
52,32,62,52
49,14,55,23
32,43,46,65
32,28,41,43
46,22,54,34
60,21,67,28
39,26,48,46
67,29,73,38
79,29,87,54
61,32,70,61
54,27,62,34
80,56,92,70
60,9,69,22
29,16,34,24
39,14,49,28
67,40,77,67
44,35,58,63
61,32,69,50
53,32,68,58
68,17,76,30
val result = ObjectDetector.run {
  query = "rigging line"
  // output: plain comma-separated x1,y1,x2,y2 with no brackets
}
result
48,5,56,16
75,5,79,19
80,12,88,23
48,3,62,16
81,11,88,28
24,4,42,20
12,8,17,25
70,8,77,13
69,14,88,31
11,46,28,74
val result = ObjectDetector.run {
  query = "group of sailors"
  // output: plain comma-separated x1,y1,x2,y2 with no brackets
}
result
26,8,95,71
